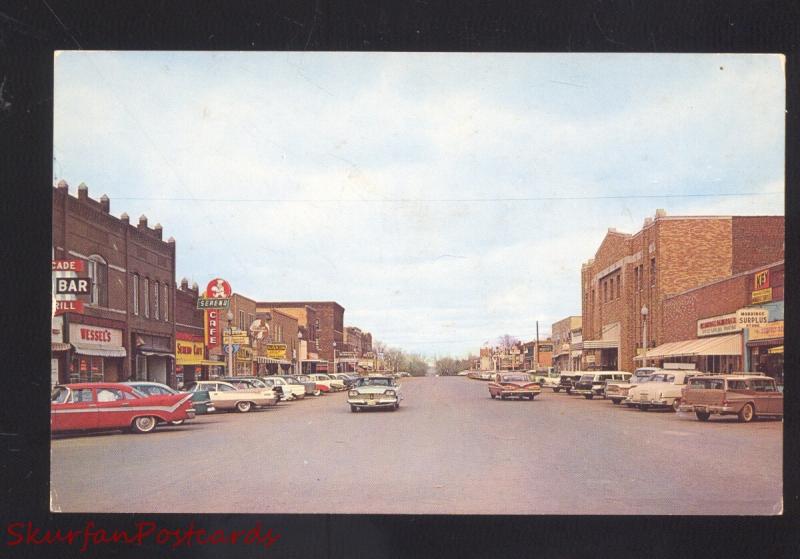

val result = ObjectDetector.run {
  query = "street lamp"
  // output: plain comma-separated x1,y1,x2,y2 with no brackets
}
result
641,305,649,368
332,340,337,374
226,310,235,377
296,330,303,376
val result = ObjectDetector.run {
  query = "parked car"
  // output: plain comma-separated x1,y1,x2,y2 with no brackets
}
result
308,373,345,391
184,380,279,412
554,372,585,394
330,373,358,389
51,383,195,434
529,367,560,389
574,371,632,399
605,367,660,405
296,374,325,396
221,377,285,400
277,375,317,396
397,372,412,378
625,370,701,411
123,380,212,423
456,370,471,376
259,376,306,401
488,373,542,400
347,375,402,412
679,374,783,422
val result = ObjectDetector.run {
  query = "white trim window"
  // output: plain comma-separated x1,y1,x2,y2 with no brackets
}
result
154,281,160,320
87,255,108,307
144,278,150,318
133,274,139,315
163,283,169,321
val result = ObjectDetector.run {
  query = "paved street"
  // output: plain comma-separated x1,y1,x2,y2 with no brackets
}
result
51,376,782,515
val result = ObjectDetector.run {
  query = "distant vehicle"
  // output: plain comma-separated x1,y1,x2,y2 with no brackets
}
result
679,374,782,422
347,376,402,412
555,372,583,394
278,375,317,396
574,371,632,399
184,380,279,413
529,367,559,388
308,373,345,392
488,373,542,400
456,370,471,376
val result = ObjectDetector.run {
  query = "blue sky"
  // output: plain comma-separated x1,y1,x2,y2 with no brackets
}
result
53,52,785,358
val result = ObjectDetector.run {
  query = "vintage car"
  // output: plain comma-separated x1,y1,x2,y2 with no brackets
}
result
678,374,783,422
277,375,317,396
574,371,632,399
625,370,701,411
51,383,195,434
554,372,586,394
296,374,327,395
258,376,306,401
308,373,345,392
604,367,660,405
330,373,358,389
123,380,213,422
347,375,402,411
529,367,560,389
221,376,284,399
184,380,279,412
488,373,542,400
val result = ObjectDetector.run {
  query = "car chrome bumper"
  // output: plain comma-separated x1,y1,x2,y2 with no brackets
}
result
678,404,734,414
348,399,397,407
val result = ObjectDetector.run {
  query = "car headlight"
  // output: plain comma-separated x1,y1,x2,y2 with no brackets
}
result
385,390,396,396
348,390,358,397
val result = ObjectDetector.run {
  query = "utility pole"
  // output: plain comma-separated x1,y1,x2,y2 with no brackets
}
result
535,320,539,369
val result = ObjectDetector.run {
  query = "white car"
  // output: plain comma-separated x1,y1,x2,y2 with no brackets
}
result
259,377,306,401
626,370,702,411
308,373,345,391
185,380,279,413
347,376,402,412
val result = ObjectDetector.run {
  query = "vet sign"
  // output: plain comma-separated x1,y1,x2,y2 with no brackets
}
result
55,277,91,295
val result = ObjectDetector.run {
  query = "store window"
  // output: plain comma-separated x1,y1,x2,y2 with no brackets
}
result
87,255,108,307
133,274,139,315
239,310,245,330
163,283,169,321
650,258,656,287
70,354,104,383
616,275,621,299
144,278,150,318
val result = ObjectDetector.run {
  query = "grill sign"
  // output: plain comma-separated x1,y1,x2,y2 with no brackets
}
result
55,277,91,295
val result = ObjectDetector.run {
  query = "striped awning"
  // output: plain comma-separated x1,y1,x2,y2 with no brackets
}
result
582,339,619,349
201,360,225,366
51,342,71,352
634,333,741,361
255,356,291,365
768,345,784,354
72,343,127,358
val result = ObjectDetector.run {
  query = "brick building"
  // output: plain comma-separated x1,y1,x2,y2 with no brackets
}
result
551,316,582,371
256,301,343,373
174,279,223,384
52,181,177,386
581,210,784,373
650,260,784,384
252,308,300,375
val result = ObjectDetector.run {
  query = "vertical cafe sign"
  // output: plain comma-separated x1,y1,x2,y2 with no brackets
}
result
200,278,232,349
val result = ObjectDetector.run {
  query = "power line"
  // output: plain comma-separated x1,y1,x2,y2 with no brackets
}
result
109,191,782,203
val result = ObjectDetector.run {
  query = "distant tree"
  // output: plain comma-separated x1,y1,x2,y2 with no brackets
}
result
404,353,429,377
497,334,520,353
435,357,458,376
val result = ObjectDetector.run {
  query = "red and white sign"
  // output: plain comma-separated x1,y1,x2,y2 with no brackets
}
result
206,278,232,299
55,300,85,315
697,313,740,337
69,324,122,347
205,309,220,348
52,259,85,272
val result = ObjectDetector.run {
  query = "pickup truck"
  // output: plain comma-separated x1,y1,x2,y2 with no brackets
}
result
678,374,783,422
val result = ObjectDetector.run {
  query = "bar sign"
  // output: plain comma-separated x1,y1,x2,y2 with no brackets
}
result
55,277,91,295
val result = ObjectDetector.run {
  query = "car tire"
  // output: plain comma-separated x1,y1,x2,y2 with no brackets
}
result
611,399,620,405
131,416,157,434
584,394,593,400
639,404,649,411
500,394,507,400
738,403,754,423
169,420,185,426
236,401,252,413
313,389,321,396
696,411,711,421
350,405,358,413
566,389,571,395
671,399,681,412
553,388,561,393
490,393,496,399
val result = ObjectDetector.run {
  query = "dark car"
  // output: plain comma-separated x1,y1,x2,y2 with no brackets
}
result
555,373,583,394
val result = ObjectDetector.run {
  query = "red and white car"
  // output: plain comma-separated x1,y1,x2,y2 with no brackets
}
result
51,383,195,434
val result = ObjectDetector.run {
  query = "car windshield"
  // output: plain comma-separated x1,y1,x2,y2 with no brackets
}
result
579,374,594,381
356,378,391,387
317,374,331,380
688,378,725,390
51,387,69,403
502,375,529,382
283,376,300,383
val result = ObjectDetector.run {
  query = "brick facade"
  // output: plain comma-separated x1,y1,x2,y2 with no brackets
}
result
52,181,177,385
581,211,784,373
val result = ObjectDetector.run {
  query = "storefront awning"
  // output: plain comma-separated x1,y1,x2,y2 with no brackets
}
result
139,350,174,358
72,343,127,358
746,338,783,348
301,359,327,363
583,339,619,349
51,342,71,352
634,333,741,361
254,356,291,365
201,360,225,366
768,345,784,354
